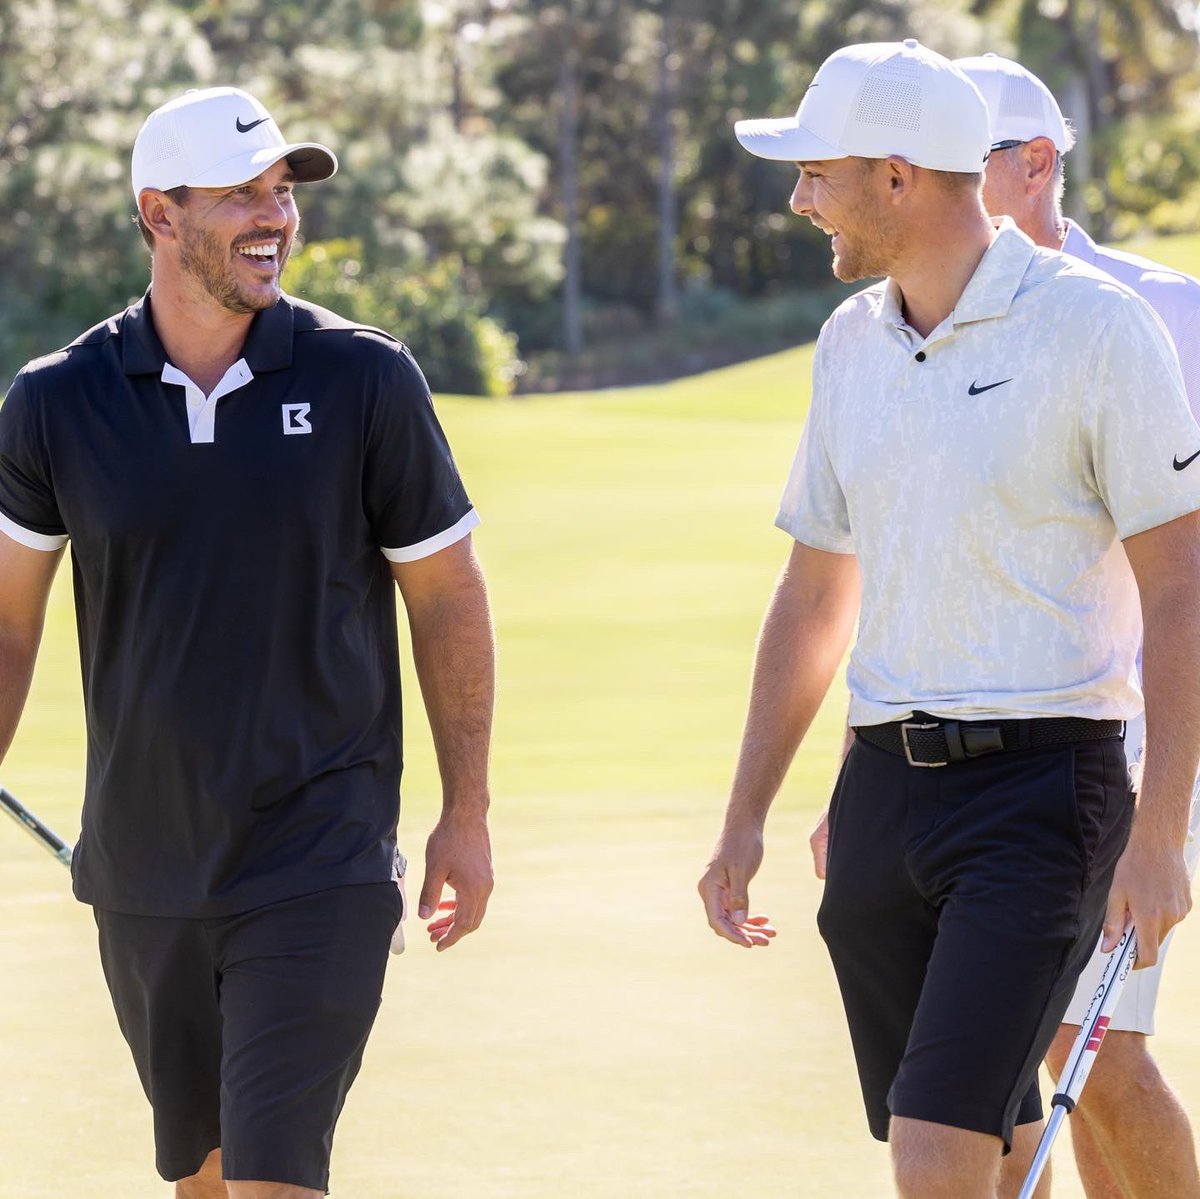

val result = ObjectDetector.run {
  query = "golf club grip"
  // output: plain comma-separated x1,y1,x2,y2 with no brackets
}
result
1015,926,1138,1199
0,786,74,867
1051,925,1137,1110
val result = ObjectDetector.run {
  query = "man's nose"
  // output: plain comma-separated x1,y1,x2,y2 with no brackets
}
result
790,175,812,216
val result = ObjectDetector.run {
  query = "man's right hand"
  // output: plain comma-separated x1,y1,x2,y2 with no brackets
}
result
810,807,830,879
698,821,776,948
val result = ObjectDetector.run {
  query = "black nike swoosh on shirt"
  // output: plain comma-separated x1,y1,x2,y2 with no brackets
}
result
967,378,1013,396
1173,449,1200,471
236,117,270,133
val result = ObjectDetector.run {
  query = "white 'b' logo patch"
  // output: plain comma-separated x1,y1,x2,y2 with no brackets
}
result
282,403,312,435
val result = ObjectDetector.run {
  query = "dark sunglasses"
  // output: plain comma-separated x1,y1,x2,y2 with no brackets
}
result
989,139,1027,152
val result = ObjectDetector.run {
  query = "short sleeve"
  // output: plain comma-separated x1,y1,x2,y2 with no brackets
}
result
1082,293,1200,539
1172,305,1200,424
0,372,68,550
774,330,855,553
362,344,478,562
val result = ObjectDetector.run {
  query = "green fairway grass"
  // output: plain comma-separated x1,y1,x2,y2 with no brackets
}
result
3,235,1200,1196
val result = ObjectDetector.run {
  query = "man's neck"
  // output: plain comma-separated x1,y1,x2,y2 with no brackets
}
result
890,209,997,339
149,275,257,395
1021,203,1067,251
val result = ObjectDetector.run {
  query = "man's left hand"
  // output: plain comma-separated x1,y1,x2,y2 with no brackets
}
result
1102,823,1192,969
418,808,493,952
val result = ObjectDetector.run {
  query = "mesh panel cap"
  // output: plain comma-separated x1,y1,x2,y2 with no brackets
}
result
131,86,337,198
734,40,990,173
954,54,1074,152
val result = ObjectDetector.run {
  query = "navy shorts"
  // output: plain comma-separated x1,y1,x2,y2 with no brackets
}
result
817,731,1132,1149
94,882,402,1189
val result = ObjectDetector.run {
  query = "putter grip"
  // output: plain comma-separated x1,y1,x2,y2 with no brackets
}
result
1052,925,1138,1108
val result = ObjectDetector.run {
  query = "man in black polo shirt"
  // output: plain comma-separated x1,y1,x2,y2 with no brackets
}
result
0,86,495,1198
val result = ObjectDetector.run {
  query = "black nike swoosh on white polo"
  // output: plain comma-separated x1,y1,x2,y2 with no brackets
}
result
1173,449,1200,471
967,378,1013,396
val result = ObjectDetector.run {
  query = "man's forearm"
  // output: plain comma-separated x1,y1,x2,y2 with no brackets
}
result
1137,576,1200,847
726,546,859,827
0,626,42,768
406,559,495,813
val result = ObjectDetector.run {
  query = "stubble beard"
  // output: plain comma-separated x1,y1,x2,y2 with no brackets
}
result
177,217,290,314
827,195,896,283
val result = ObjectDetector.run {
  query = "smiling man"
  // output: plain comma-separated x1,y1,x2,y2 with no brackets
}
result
698,40,1200,1199
0,87,495,1198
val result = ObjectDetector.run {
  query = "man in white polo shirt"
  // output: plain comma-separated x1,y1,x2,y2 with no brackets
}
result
957,51,1200,1199
697,39,1200,1199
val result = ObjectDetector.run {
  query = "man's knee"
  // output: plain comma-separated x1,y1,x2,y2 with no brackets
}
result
225,1183,323,1199
176,1148,225,1199
1047,1026,1158,1113
891,1116,1002,1199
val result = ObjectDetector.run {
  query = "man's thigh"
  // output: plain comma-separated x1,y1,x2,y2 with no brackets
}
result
214,884,402,1189
95,882,402,1189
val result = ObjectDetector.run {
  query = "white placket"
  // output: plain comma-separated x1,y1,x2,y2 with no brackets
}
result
161,359,255,443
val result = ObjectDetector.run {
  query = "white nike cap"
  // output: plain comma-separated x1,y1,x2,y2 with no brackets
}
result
954,54,1075,153
735,39,990,173
131,86,337,198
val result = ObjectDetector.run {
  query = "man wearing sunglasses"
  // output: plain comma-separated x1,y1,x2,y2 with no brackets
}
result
956,52,1200,1199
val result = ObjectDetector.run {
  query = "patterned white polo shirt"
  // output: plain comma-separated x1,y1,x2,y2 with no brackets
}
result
778,219,1200,727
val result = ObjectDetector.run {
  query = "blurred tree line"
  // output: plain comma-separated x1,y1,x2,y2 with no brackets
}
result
2,0,1199,395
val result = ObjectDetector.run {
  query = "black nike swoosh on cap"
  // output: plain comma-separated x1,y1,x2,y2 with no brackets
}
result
236,116,270,133
967,378,1013,396
1173,449,1200,471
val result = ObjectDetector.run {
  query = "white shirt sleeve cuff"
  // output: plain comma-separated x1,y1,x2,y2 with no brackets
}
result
381,508,480,563
0,509,68,551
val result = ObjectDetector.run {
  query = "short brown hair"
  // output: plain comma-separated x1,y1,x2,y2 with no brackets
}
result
930,169,983,194
133,185,191,251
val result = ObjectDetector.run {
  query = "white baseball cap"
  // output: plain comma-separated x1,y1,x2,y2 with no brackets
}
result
735,39,990,173
131,86,337,198
954,54,1075,152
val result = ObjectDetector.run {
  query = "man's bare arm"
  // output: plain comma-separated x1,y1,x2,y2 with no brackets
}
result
391,533,495,951
0,531,63,767
699,540,860,945
1110,509,1200,966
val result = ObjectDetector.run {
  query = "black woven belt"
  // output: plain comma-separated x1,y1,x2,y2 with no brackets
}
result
855,713,1124,768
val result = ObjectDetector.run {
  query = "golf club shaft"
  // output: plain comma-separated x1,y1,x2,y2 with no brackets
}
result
1016,925,1138,1199
0,786,74,867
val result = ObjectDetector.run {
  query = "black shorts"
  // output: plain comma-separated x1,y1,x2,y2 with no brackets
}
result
94,882,402,1188
817,732,1132,1149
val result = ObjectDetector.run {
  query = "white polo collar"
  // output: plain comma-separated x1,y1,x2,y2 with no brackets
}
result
877,217,1038,343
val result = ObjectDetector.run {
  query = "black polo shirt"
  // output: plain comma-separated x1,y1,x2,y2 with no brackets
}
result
0,293,476,917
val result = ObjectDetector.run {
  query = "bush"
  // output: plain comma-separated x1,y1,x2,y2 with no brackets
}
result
284,240,523,397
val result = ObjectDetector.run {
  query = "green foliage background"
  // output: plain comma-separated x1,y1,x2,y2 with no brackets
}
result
2,0,1199,393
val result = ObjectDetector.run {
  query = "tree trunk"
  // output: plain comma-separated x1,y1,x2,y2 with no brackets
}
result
560,11,583,355
655,10,678,325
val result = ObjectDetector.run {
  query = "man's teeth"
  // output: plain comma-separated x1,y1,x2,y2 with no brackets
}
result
239,244,278,259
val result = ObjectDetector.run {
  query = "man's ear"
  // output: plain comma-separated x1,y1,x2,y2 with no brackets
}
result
883,156,917,204
1023,137,1059,199
138,190,178,243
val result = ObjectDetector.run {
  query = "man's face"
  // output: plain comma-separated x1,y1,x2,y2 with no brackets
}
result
172,158,300,314
979,143,1028,225
790,157,895,282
